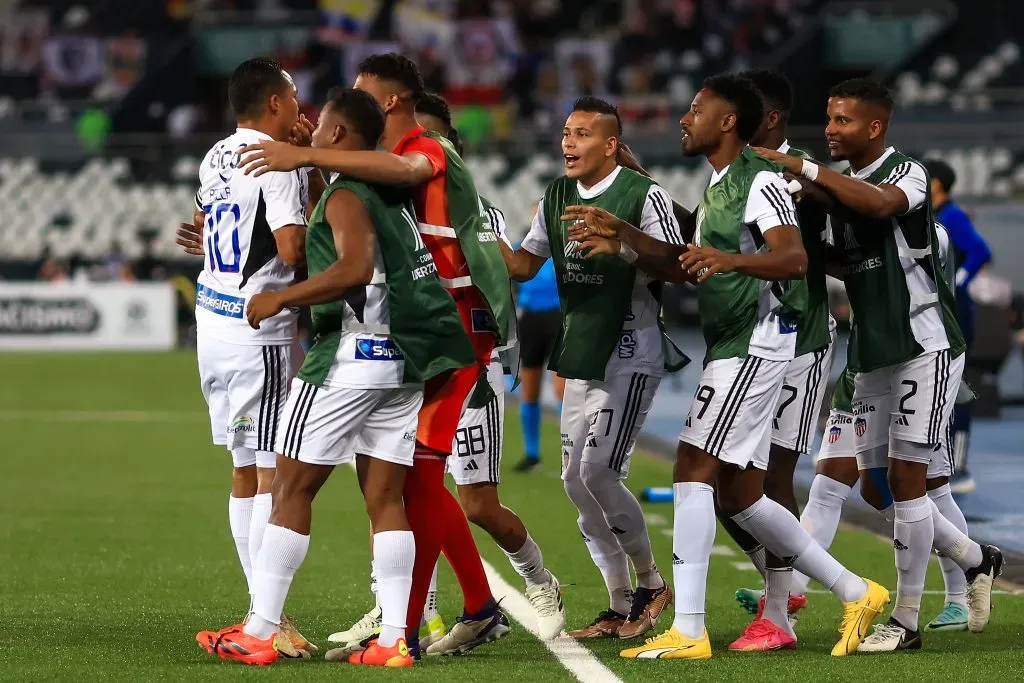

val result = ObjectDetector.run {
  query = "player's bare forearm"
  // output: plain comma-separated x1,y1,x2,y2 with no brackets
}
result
500,241,544,282
305,148,431,187
619,224,691,283
731,241,808,280
276,262,364,307
810,165,907,218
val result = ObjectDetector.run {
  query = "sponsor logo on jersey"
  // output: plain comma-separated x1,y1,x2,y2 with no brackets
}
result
778,314,799,335
403,431,415,442
477,231,497,243
855,417,867,437
561,271,604,285
196,284,245,319
828,425,842,443
560,433,573,448
355,337,404,361
829,414,853,425
464,459,480,472
618,329,637,358
228,415,256,434
843,257,883,275
411,260,438,281
894,415,910,427
471,308,498,334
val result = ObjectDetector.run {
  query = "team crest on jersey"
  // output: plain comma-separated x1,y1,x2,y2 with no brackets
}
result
228,415,256,434
355,338,404,361
855,418,867,437
828,426,842,444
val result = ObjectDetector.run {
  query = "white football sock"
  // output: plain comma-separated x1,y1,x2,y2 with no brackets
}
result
228,496,254,595
928,497,983,569
928,484,968,606
763,568,796,637
566,472,632,614
792,475,851,594
580,462,663,589
891,496,933,631
423,560,439,621
732,495,867,603
248,493,272,583
374,530,415,647
504,534,549,586
245,524,309,639
670,482,715,639
745,545,767,579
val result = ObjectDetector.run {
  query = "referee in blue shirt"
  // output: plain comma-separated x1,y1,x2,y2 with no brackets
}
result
926,159,992,494
513,255,564,472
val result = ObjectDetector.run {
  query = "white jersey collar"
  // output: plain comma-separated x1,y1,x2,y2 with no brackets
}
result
236,127,273,141
577,165,623,199
852,146,896,179
777,139,791,154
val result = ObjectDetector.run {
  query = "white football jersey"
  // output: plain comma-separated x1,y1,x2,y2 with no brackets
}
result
194,127,308,345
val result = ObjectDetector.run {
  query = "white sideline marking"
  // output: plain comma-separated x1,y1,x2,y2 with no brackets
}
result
341,462,622,680
661,528,674,537
481,561,624,683
0,409,207,423
711,545,737,556
643,513,667,526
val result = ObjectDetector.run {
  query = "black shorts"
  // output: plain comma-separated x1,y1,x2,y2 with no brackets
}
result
518,309,561,369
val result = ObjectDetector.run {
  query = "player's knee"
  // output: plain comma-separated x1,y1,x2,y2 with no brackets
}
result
859,469,893,511
363,479,404,522
579,460,616,495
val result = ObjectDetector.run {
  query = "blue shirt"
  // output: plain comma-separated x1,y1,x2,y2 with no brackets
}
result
934,200,991,289
515,256,560,312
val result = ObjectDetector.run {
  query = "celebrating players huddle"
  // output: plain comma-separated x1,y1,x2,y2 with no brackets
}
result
179,53,1003,667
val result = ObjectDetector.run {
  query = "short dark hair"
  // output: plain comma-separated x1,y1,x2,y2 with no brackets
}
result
228,57,291,120
325,87,385,147
702,74,764,142
828,78,894,112
741,69,794,115
357,52,424,102
571,96,622,136
415,92,463,155
925,159,957,192
416,92,452,126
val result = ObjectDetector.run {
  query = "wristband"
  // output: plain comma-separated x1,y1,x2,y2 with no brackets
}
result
786,178,803,195
800,159,820,182
619,242,639,264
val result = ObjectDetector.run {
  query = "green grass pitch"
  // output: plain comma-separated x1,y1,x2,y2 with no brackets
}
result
0,352,1020,681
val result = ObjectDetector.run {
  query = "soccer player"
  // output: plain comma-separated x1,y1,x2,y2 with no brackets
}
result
499,96,680,640
924,159,992,493
187,56,314,657
755,78,1003,651
238,53,515,656
326,92,565,656
568,74,889,659
720,70,834,645
196,86,478,667
792,222,983,634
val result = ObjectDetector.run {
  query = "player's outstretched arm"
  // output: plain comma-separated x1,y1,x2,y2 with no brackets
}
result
246,189,375,329
240,140,434,188
563,205,692,284
680,225,806,283
753,146,911,219
499,240,546,282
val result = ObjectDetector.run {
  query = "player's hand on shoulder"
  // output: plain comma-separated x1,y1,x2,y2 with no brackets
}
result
751,146,801,174
246,292,285,329
239,140,308,176
616,142,649,177
563,205,627,239
176,210,205,256
679,243,737,282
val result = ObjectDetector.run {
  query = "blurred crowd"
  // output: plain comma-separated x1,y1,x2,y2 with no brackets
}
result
0,0,816,146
